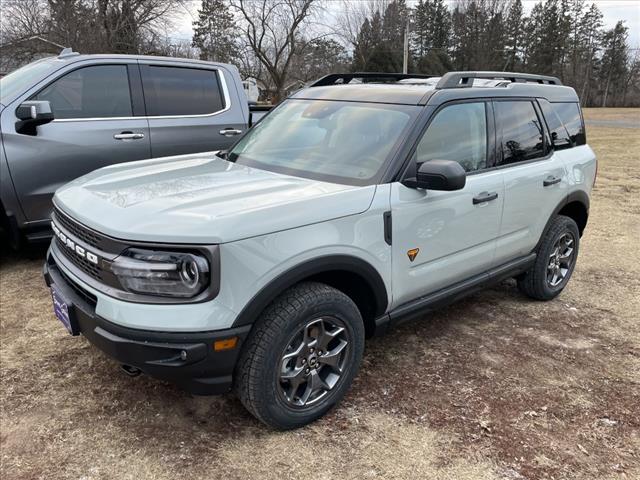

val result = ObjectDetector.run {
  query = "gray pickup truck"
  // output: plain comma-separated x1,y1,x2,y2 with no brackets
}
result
0,49,267,247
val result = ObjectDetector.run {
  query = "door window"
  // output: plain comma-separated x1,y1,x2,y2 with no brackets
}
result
495,101,546,165
33,65,132,119
142,66,224,116
416,102,487,173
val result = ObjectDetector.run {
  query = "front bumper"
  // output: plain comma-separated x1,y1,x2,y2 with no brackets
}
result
44,252,251,395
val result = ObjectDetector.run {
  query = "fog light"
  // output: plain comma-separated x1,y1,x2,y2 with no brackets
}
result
214,337,238,351
180,350,187,361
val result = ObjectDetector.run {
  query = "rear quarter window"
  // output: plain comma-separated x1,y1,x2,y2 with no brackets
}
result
553,102,586,146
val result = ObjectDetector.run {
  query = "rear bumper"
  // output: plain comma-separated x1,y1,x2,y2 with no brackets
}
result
43,252,250,395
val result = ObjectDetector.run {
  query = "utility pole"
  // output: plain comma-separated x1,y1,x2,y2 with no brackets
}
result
403,19,409,74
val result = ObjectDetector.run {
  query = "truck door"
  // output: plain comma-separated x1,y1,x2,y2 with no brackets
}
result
138,62,247,157
1,61,151,224
390,101,504,308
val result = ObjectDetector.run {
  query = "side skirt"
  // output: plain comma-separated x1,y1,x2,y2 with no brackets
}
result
374,253,536,335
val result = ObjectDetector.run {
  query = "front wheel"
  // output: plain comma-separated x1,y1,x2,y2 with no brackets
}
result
235,282,365,429
518,215,580,300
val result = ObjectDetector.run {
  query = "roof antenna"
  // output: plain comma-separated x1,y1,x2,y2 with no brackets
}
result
58,47,79,59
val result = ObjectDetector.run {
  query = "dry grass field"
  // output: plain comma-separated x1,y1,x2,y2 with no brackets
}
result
1,108,639,480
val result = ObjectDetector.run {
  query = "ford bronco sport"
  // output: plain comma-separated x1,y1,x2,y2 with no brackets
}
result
43,71,596,429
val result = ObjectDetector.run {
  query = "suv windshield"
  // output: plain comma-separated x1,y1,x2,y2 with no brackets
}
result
228,99,418,185
0,58,59,104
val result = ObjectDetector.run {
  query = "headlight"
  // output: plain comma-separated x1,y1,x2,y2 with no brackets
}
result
111,248,210,298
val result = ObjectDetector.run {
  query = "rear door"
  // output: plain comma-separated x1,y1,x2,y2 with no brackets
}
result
1,61,150,223
493,99,568,265
139,62,246,157
390,100,505,307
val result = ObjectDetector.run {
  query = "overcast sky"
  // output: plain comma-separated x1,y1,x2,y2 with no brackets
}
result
172,0,640,48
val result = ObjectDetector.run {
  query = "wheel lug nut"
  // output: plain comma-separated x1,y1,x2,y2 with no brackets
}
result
306,368,310,373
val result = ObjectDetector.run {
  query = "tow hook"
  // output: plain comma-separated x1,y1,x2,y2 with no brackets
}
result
121,364,142,377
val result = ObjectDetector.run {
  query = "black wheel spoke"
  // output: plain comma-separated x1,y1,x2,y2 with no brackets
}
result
278,316,350,408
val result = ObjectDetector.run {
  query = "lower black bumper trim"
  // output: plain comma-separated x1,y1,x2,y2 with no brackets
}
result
44,251,250,395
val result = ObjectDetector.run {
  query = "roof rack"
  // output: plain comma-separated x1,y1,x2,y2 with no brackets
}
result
58,47,80,59
436,71,562,89
309,72,436,87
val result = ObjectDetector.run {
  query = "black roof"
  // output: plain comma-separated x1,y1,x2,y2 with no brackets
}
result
292,72,579,105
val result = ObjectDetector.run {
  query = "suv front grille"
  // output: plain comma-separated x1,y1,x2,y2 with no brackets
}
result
53,207,102,249
55,237,103,281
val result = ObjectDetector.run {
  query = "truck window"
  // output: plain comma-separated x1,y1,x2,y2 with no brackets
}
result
416,102,487,173
495,101,546,165
553,102,586,146
142,66,224,116
33,65,132,119
538,99,572,150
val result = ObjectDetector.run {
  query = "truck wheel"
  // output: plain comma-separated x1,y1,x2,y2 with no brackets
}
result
518,215,580,300
235,281,365,430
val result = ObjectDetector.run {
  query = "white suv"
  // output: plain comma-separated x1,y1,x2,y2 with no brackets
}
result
44,72,596,429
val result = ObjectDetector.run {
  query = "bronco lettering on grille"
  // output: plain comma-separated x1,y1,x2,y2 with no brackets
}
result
51,221,99,265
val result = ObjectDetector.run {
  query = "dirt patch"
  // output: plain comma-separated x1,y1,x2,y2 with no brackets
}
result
2,109,640,479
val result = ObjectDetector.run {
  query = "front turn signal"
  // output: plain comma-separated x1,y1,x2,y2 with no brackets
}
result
214,337,238,351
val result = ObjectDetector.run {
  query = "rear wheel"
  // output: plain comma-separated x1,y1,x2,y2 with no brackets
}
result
235,282,364,430
518,215,580,300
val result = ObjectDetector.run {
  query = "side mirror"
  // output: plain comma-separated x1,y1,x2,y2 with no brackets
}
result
403,159,466,191
15,101,54,136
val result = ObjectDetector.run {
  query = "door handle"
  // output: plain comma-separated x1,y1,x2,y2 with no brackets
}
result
114,132,145,140
219,128,243,137
473,191,499,205
543,175,562,187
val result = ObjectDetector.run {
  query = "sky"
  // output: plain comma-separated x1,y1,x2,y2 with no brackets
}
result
172,0,640,48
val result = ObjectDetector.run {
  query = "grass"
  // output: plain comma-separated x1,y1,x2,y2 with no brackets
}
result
1,108,639,480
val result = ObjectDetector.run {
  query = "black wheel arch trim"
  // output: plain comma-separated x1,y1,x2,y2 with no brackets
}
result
231,255,389,328
536,190,589,251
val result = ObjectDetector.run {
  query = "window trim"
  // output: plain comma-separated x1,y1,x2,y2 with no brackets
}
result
48,65,232,123
491,97,553,170
398,98,496,181
30,63,136,122
139,64,229,120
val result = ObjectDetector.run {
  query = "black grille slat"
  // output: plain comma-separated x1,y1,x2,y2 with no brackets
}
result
54,208,102,248
58,268,98,308
55,237,103,281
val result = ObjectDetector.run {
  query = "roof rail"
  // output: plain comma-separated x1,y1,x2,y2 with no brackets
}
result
436,71,562,89
309,72,436,87
58,47,80,59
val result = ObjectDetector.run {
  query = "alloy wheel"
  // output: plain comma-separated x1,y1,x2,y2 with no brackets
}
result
278,317,350,408
547,232,576,287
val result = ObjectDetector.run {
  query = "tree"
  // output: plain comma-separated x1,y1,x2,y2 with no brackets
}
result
599,21,629,107
504,0,524,70
412,0,450,59
230,0,318,102
192,0,238,63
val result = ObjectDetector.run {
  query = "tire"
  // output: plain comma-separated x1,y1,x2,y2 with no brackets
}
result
518,215,580,300
235,281,365,430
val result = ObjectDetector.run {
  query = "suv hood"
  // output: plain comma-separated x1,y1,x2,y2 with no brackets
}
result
54,153,376,244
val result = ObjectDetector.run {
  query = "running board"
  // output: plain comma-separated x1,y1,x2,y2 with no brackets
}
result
374,253,536,335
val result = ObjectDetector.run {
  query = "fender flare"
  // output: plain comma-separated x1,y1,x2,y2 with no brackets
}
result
535,190,590,251
231,255,389,327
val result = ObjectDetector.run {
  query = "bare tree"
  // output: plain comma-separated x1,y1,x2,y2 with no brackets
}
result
230,0,320,102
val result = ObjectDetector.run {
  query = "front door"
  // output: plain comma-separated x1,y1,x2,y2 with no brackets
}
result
2,62,151,223
390,101,504,308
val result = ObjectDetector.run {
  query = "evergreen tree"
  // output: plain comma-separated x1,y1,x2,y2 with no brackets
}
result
504,0,524,70
192,0,238,63
599,21,629,107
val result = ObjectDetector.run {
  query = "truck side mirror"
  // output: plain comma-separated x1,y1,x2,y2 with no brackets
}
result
403,159,466,191
16,101,54,136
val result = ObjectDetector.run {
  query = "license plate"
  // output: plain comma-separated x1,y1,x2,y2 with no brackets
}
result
51,285,78,336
